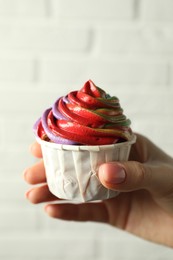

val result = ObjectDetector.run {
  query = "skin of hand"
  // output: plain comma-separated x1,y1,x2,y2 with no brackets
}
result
24,133,173,248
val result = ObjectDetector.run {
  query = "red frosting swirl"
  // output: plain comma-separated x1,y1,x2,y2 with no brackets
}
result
34,80,132,145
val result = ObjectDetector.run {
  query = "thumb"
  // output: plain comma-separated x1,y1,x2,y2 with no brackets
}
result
98,161,154,193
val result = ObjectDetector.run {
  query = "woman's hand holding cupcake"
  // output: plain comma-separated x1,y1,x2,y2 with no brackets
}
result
23,81,173,247
24,133,173,248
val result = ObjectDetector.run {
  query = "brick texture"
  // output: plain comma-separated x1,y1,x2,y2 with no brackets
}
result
99,24,173,53
0,24,92,52
0,0,47,16
0,0,173,260
141,0,173,21
40,57,168,85
51,0,135,20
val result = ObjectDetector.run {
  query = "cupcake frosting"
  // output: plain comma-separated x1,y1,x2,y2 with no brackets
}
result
34,80,132,145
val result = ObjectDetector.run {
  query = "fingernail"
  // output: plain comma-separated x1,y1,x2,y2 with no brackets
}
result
22,169,28,180
99,163,126,184
25,190,31,199
23,168,30,182
44,205,51,213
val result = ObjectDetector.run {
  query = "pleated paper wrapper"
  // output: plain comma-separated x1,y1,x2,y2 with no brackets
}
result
37,135,136,202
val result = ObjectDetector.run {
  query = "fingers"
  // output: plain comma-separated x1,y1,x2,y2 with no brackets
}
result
30,142,42,158
98,161,173,197
23,160,46,184
44,202,108,223
98,161,146,191
26,184,58,204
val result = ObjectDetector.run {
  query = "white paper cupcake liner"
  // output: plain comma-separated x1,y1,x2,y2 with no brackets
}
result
37,134,136,202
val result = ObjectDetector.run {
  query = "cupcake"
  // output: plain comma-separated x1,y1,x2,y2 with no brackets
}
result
34,80,136,202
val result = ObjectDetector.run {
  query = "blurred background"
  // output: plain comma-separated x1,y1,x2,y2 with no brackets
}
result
0,0,173,259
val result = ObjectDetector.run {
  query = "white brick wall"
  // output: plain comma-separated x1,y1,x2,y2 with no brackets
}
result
0,0,173,259
51,0,135,20
141,0,173,21
0,0,47,17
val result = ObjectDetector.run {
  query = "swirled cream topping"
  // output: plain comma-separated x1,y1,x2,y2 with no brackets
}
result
34,80,132,145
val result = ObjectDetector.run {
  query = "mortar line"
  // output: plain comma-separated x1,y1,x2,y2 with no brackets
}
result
133,0,141,20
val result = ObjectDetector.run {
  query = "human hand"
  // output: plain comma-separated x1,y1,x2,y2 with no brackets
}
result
24,134,173,248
